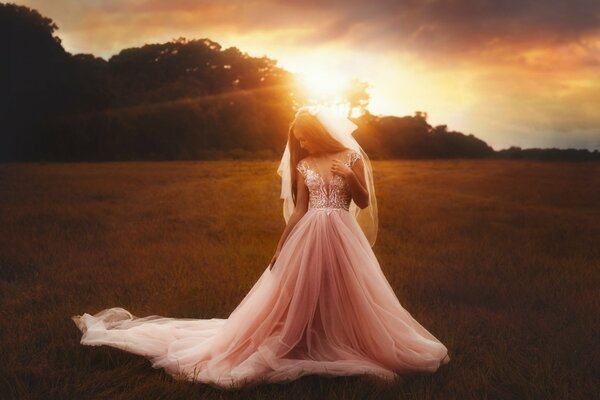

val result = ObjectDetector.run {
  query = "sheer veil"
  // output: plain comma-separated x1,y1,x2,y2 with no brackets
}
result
277,105,379,247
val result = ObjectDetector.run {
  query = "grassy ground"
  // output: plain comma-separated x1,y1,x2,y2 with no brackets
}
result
0,159,598,400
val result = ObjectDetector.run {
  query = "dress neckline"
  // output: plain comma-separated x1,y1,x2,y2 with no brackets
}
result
305,150,351,198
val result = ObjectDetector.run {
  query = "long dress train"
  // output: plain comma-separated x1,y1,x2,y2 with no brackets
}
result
71,149,450,389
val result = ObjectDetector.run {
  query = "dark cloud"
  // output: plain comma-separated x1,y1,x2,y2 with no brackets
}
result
283,0,600,60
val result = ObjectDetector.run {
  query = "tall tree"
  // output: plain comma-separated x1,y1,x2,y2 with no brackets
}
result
342,78,370,118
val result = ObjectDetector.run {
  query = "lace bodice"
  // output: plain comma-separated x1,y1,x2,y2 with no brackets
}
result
296,150,362,212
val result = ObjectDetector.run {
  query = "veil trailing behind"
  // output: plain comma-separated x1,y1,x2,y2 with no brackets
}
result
71,108,450,390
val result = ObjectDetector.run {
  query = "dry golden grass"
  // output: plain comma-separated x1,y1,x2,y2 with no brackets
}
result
0,159,598,399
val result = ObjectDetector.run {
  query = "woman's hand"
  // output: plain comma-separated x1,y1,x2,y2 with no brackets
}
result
269,249,281,271
331,159,353,179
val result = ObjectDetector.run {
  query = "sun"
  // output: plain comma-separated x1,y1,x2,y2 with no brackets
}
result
295,69,347,103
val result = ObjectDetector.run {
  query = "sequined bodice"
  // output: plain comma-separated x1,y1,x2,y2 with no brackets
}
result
296,150,362,212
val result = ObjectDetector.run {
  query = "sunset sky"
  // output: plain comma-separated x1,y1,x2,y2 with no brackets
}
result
13,0,600,150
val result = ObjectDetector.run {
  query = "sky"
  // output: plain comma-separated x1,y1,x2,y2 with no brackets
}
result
12,0,600,150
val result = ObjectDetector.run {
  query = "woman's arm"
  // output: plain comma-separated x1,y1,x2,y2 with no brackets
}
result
269,170,309,269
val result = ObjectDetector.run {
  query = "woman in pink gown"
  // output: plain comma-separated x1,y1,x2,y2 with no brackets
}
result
72,106,450,389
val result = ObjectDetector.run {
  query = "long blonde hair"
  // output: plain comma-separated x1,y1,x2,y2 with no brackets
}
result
288,111,348,206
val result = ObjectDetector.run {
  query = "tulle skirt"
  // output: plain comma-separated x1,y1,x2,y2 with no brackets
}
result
72,207,450,389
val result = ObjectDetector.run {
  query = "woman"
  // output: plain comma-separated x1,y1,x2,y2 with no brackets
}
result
72,105,450,390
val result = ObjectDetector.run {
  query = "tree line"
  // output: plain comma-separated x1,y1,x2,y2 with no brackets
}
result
1,3,598,162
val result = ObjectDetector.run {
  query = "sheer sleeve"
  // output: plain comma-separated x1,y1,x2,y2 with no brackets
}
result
296,159,308,178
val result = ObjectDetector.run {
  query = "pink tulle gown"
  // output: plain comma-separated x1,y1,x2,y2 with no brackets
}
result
72,149,450,389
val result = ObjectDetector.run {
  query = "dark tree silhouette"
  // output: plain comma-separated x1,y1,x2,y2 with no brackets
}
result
1,3,70,160
351,112,495,159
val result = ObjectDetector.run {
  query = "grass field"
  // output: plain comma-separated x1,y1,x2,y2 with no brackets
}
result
0,159,598,399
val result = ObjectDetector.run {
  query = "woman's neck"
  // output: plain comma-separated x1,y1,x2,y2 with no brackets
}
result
310,149,347,159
